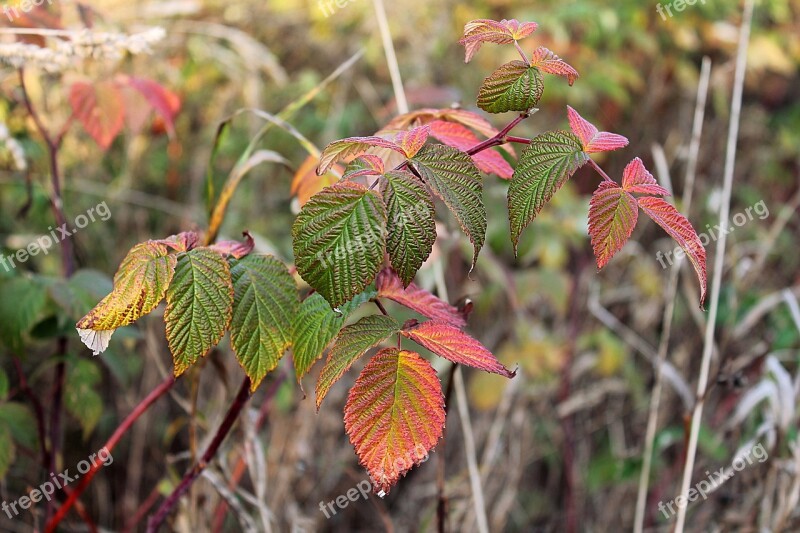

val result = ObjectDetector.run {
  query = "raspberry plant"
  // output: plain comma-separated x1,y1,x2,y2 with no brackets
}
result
70,16,708,528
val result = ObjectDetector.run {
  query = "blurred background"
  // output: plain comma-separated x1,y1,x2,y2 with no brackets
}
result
0,0,798,531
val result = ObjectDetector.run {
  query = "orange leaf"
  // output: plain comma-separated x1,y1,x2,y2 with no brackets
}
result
529,46,579,86
588,182,638,269
393,125,429,158
401,320,515,378
291,155,340,207
344,348,444,493
69,80,125,149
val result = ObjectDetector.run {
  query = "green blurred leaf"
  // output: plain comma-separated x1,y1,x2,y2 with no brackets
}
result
65,357,103,440
0,276,48,353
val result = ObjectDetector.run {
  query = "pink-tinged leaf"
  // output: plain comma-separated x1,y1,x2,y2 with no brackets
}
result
69,80,125,150
209,231,255,259
638,197,707,305
394,125,430,158
317,136,405,175
376,268,466,327
621,158,670,196
342,155,386,180
459,19,538,62
566,106,629,154
401,320,515,378
344,348,444,493
428,121,513,179
529,47,580,86
588,182,638,269
160,231,200,253
124,76,181,136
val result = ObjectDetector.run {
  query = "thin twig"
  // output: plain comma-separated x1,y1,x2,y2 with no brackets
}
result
674,2,754,530
437,362,458,533
372,0,407,114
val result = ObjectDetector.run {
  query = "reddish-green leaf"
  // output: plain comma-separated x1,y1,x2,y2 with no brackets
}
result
638,197,707,305
376,268,466,328
459,19,538,62
76,241,177,337
428,120,513,178
529,47,579,86
410,144,486,269
292,182,387,308
124,76,181,136
165,248,233,376
393,125,430,158
209,232,255,259
477,60,543,114
342,155,385,180
317,136,405,175
230,255,298,391
401,320,515,377
316,315,400,409
566,106,629,153
508,131,589,252
382,171,436,286
622,157,670,196
588,182,638,269
69,80,125,149
344,348,444,493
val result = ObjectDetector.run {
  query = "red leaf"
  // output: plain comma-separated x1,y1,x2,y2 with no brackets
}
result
459,19,538,62
588,182,638,269
317,136,405,175
376,268,466,327
344,348,444,493
124,76,181,136
428,121,513,179
209,232,255,259
69,80,125,149
529,47,579,86
638,196,707,305
160,231,200,253
621,158,670,196
566,106,629,154
394,125,430,158
401,320,515,378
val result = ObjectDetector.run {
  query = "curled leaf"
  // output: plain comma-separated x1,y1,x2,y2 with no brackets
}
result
566,106,629,153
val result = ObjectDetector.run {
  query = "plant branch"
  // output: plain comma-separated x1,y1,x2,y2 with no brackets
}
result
45,374,176,532
587,159,614,183
146,376,252,533
13,357,49,468
466,112,530,156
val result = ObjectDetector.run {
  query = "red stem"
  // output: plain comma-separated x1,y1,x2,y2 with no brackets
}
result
45,374,176,532
588,158,615,183
146,376,252,532
466,112,529,156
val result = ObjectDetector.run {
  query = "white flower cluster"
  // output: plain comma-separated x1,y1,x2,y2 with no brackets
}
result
0,27,165,71
0,123,27,171
0,42,70,72
55,27,166,60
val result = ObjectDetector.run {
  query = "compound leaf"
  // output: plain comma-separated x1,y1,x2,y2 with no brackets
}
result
165,248,233,376
477,60,543,114
410,144,485,269
638,197,707,305
508,131,589,252
459,19,538,62
316,315,401,409
401,320,515,377
292,182,387,308
344,348,444,493
382,171,436,286
588,182,638,269
230,255,299,391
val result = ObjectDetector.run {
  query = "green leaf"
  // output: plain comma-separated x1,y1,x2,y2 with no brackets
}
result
344,348,445,494
0,368,8,401
316,314,401,409
0,424,14,479
165,248,233,376
381,171,436,286
292,289,375,384
65,358,103,439
0,402,37,451
410,144,486,269
508,131,589,252
230,255,299,391
0,276,47,353
292,182,387,308
50,269,114,322
77,241,177,331
477,60,543,114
